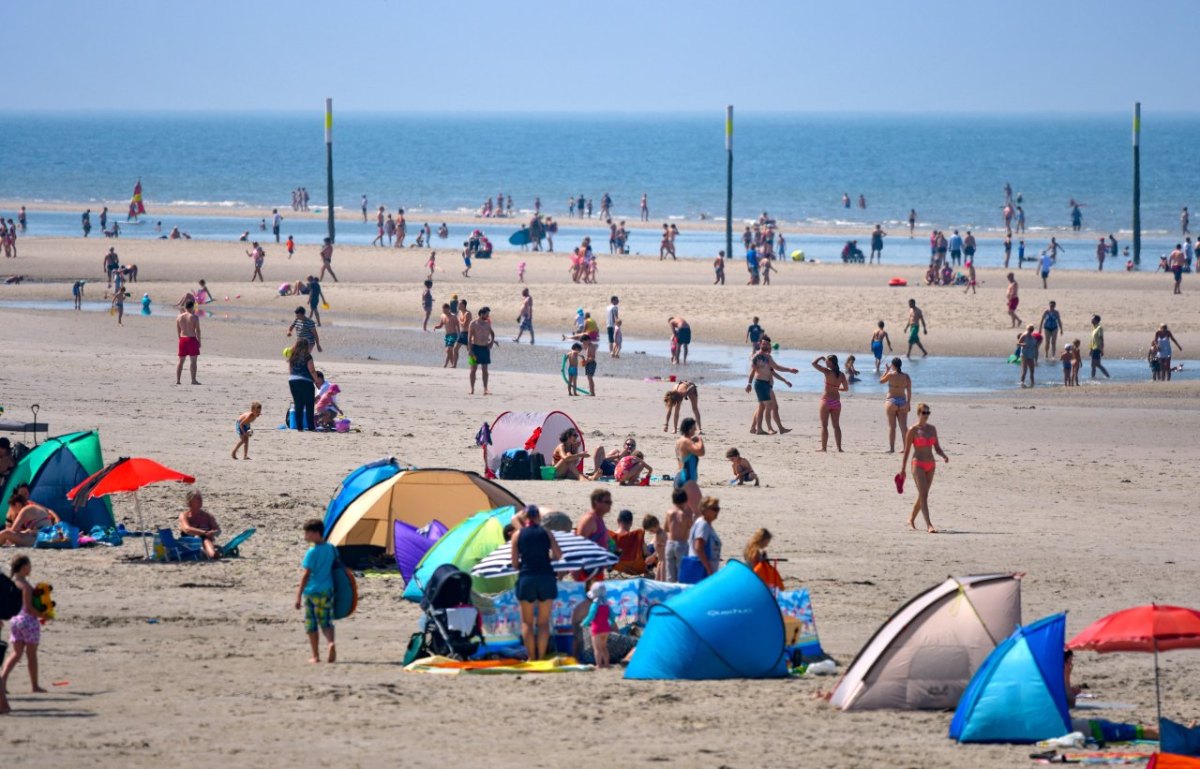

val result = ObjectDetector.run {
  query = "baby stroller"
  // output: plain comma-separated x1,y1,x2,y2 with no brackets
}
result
411,564,485,661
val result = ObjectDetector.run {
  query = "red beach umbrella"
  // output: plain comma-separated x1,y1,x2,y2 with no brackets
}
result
1068,604,1200,723
68,457,196,558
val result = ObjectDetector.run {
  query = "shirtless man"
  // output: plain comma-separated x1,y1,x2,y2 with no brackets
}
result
746,337,796,435
904,299,928,358
513,287,535,344
663,488,693,583
455,299,473,365
1169,244,1186,294
176,300,202,385
179,490,221,560
1006,272,1022,327
433,303,460,367
669,316,691,364
467,306,496,395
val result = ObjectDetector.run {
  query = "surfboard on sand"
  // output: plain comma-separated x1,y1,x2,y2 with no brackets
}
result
508,229,532,246
332,564,358,620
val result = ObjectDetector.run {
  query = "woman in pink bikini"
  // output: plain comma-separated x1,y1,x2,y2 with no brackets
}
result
811,355,848,452
900,403,949,533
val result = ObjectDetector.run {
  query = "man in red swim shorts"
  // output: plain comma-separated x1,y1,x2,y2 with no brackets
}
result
176,299,202,385
1006,272,1022,328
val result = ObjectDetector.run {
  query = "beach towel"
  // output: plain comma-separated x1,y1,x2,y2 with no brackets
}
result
404,655,592,675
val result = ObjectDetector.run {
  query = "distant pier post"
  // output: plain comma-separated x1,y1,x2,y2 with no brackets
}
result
725,105,733,261
1132,102,1141,267
325,98,335,244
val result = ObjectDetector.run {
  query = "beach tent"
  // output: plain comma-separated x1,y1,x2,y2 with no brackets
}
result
829,573,1021,711
394,519,449,584
625,560,789,680
949,614,1071,743
1,431,112,531
323,459,522,561
402,506,517,601
483,411,583,477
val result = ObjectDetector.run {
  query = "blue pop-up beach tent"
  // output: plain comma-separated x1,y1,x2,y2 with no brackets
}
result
624,560,789,680
949,613,1072,743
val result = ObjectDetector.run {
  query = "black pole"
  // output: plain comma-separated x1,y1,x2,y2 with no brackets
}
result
1133,102,1141,266
725,105,733,261
325,98,335,244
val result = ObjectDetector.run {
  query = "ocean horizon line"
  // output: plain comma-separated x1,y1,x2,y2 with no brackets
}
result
6,107,1199,120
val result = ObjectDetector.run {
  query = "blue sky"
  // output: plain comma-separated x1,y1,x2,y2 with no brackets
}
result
5,0,1196,112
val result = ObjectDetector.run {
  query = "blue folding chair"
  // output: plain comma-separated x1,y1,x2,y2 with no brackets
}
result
156,529,203,562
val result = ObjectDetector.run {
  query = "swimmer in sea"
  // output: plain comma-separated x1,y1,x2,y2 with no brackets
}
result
812,355,849,452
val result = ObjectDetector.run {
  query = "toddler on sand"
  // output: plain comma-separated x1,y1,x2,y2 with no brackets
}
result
581,583,613,668
295,519,337,663
232,402,262,459
517,261,526,283
726,448,759,486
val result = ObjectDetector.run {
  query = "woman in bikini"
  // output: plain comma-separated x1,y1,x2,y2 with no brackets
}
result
674,417,704,517
551,429,588,480
0,487,58,547
663,380,701,433
811,355,848,452
880,357,912,453
900,402,950,533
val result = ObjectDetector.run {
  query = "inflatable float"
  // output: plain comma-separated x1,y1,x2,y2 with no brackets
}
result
888,278,908,287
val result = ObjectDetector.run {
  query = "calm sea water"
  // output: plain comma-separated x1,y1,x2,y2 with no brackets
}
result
1,112,1197,265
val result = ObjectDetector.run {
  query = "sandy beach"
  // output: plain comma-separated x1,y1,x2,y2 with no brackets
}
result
2,235,1199,768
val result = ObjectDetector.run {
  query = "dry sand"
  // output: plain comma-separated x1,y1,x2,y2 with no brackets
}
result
1,236,1199,768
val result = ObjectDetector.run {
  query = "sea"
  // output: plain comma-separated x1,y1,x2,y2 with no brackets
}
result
2,111,1198,267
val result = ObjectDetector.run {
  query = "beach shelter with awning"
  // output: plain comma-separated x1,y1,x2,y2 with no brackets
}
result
624,560,789,680
482,411,583,477
1,431,111,531
323,459,522,561
829,573,1022,711
949,613,1072,743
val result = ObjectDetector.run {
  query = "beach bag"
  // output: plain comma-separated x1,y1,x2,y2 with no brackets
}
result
0,573,21,620
36,522,81,549
89,525,124,546
527,452,546,479
499,449,531,481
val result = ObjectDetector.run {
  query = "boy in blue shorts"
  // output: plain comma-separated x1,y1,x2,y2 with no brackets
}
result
871,321,892,373
295,519,337,663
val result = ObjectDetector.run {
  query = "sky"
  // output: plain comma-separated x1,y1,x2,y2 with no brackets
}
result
5,0,1198,113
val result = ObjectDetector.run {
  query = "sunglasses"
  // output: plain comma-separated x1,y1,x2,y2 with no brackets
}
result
919,410,931,415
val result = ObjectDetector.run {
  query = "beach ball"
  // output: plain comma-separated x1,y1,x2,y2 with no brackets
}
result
224,295,230,301
791,249,805,262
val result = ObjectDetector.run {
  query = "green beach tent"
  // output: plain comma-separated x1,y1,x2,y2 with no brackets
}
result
2,431,113,531
402,506,517,600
